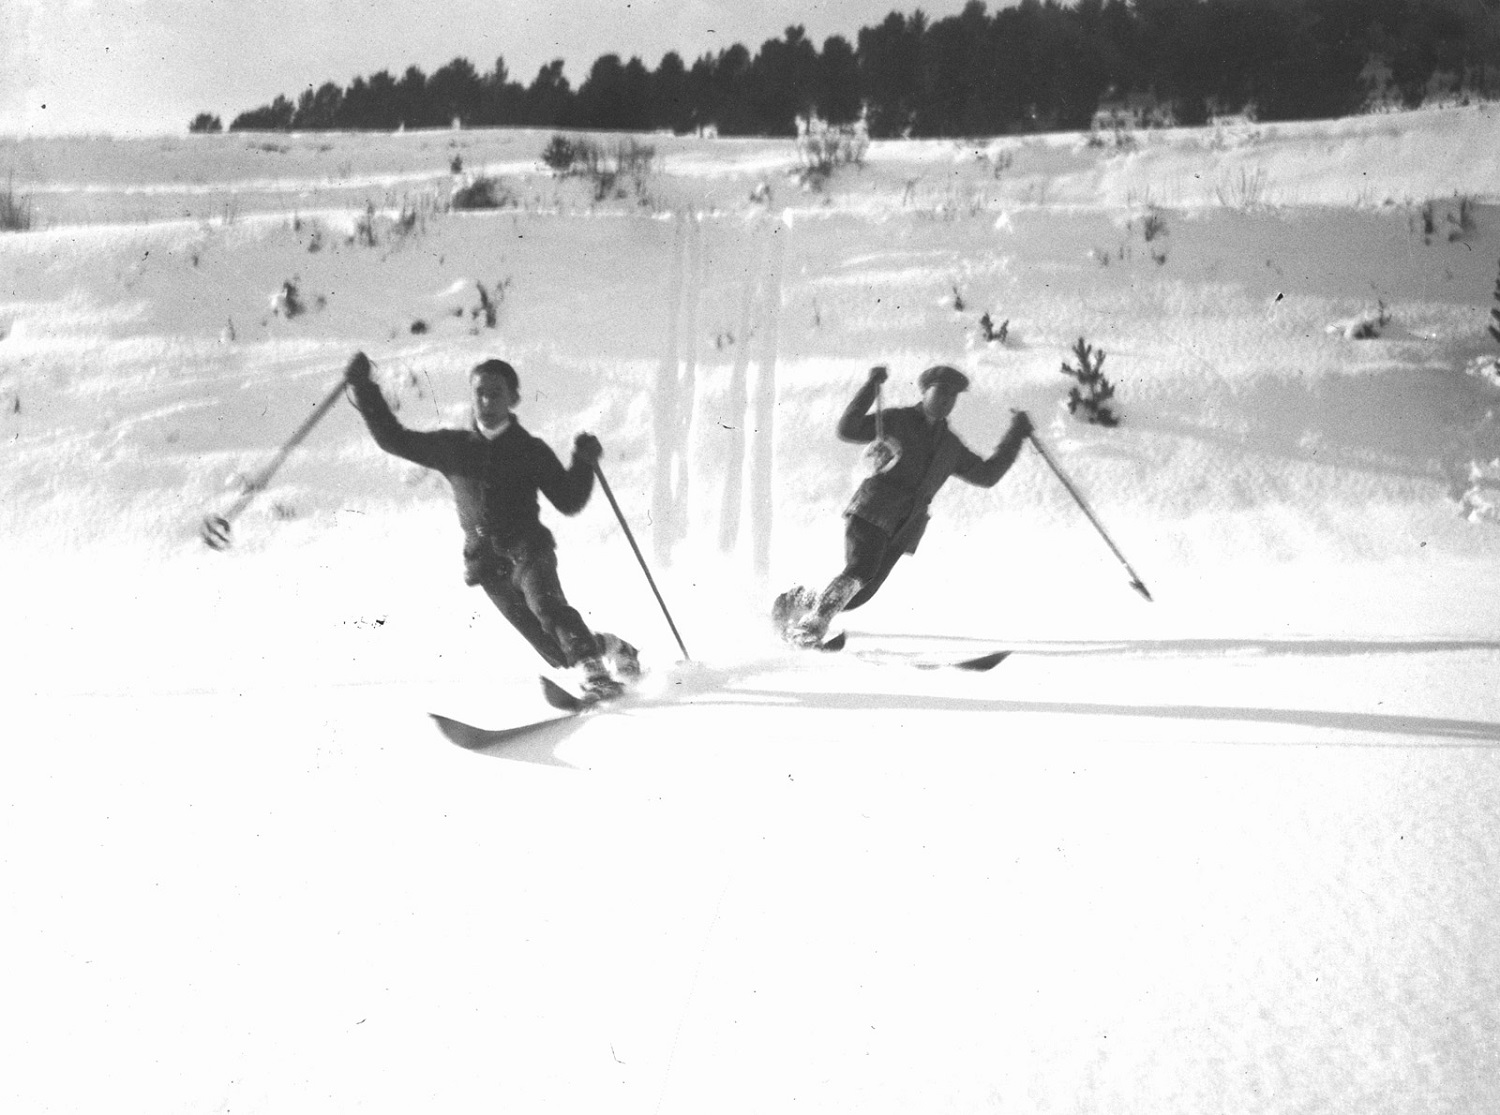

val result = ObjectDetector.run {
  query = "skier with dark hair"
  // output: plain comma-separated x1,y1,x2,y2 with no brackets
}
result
344,351,637,698
778,363,1033,646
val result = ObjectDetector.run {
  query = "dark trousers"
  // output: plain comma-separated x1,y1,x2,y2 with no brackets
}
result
840,514,904,612
475,540,596,668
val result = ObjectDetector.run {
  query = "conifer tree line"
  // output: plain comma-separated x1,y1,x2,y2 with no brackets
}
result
215,0,1500,138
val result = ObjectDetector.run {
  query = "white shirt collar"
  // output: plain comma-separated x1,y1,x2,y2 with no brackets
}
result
476,416,513,440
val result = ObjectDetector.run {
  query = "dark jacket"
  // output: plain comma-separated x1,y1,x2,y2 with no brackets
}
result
349,377,594,579
837,377,1026,553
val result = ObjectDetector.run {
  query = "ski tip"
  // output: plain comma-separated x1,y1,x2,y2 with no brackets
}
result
953,650,1012,671
540,675,587,712
430,712,510,750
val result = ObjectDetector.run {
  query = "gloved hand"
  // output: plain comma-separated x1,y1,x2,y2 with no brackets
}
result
1009,409,1033,439
868,365,889,386
574,432,603,466
345,351,373,386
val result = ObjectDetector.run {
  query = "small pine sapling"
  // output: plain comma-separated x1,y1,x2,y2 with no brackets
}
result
1060,337,1119,426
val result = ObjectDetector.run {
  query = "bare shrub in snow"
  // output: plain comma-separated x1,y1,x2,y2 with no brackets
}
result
541,135,578,174
1416,200,1439,240
268,279,326,320
471,278,511,329
793,114,868,190
540,136,655,203
354,202,377,247
1448,196,1475,242
979,312,1009,344
972,145,1015,177
1215,166,1270,209
1415,196,1476,244
270,280,305,318
451,175,516,210
610,139,657,204
1331,301,1393,340
1060,337,1119,426
2,174,34,231
1086,125,1139,154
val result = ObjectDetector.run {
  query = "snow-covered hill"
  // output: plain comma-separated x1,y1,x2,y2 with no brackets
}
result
3,105,1499,1115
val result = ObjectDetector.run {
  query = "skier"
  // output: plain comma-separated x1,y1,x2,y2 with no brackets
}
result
780,363,1033,646
344,351,637,698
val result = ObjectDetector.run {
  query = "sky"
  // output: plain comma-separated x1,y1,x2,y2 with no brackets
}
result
0,0,988,136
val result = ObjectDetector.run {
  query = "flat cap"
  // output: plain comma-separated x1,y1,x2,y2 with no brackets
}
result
917,364,970,392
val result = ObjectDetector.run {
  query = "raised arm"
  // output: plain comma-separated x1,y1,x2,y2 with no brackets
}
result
344,351,452,471
835,365,889,443
538,432,600,515
956,410,1033,489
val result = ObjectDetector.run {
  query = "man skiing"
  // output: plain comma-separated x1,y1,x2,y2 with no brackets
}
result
344,351,637,697
780,363,1033,647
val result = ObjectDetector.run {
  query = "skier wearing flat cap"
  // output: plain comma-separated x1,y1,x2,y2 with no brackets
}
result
779,363,1033,647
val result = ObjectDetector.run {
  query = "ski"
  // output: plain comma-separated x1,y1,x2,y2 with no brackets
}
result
844,641,1012,672
540,675,624,712
430,710,579,750
933,649,1011,671
433,673,639,752
432,643,1004,753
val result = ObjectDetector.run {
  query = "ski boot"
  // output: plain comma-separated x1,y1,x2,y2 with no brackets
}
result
577,655,625,702
788,574,862,648
595,631,642,682
772,585,818,641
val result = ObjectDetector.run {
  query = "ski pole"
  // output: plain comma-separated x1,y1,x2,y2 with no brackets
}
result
201,376,348,550
1022,424,1153,602
592,463,692,661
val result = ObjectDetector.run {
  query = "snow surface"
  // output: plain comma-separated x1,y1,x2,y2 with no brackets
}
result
3,106,1500,1114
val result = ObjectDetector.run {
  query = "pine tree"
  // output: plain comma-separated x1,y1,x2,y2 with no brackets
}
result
1061,337,1118,426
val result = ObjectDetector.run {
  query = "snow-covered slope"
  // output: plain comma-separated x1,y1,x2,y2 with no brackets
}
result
3,106,1499,1115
